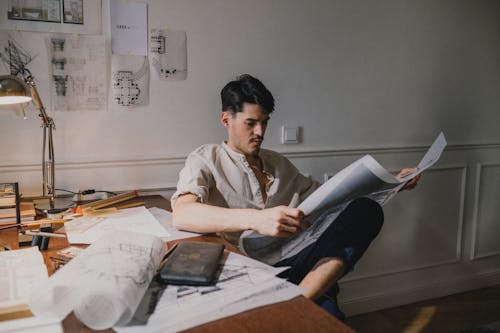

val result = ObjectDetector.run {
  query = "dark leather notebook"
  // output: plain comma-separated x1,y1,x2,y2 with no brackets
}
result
159,242,225,286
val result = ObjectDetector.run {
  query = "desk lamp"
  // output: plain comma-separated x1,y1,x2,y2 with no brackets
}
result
0,72,66,213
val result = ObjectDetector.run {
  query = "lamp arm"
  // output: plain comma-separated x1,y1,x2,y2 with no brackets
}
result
22,74,56,205
24,75,55,130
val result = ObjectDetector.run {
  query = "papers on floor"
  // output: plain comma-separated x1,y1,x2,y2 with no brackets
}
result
28,230,302,331
64,206,170,244
28,231,166,330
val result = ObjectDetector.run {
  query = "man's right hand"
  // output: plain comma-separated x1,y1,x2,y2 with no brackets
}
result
251,206,310,238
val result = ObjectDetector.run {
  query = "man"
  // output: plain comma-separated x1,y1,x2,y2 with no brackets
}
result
172,74,419,320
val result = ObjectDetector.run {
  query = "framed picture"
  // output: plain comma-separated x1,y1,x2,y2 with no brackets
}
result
62,0,83,24
0,0,101,34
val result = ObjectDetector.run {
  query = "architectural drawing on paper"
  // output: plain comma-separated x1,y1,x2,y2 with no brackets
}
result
113,71,140,106
150,29,187,81
29,231,166,329
112,56,148,107
47,34,106,111
0,38,34,76
53,74,68,96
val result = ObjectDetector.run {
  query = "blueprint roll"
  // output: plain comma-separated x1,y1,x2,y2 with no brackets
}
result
74,290,130,330
29,231,167,329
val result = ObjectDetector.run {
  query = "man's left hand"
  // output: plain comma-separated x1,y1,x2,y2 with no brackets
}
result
397,167,421,191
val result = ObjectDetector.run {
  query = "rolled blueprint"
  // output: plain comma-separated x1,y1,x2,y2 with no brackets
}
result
29,230,166,330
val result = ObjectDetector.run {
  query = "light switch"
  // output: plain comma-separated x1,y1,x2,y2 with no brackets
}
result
281,125,299,144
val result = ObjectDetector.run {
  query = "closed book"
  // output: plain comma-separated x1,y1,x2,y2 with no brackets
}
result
159,242,225,286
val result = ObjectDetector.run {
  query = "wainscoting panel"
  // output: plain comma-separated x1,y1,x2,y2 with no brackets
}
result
344,166,466,281
471,163,500,260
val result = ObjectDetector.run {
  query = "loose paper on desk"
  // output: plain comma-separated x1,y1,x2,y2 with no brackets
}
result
115,252,302,333
64,206,170,244
0,247,48,310
148,207,201,241
0,316,62,333
240,132,447,265
29,230,166,330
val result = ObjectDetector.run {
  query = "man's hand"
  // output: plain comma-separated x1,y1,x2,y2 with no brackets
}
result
397,167,421,191
252,206,310,238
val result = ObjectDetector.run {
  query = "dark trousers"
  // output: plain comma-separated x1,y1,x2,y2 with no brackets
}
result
274,197,384,318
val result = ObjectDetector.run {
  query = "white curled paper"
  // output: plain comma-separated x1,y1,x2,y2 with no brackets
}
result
29,230,166,330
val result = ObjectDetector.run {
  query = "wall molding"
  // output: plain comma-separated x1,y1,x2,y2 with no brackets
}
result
1,142,499,172
470,162,500,260
342,165,467,283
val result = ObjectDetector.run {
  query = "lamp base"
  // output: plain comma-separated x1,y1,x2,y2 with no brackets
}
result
34,196,74,217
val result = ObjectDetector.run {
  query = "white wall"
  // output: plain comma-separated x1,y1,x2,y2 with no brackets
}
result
1,0,500,315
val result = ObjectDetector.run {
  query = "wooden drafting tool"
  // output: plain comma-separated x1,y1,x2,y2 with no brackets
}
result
116,201,145,210
80,191,138,210
21,230,67,238
0,219,70,231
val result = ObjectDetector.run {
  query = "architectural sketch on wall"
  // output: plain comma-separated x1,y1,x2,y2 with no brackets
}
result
111,55,149,107
47,34,106,111
0,36,33,76
150,29,187,81
110,0,147,56
0,1,101,34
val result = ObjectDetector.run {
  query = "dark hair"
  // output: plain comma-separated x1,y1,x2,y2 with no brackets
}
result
220,74,275,114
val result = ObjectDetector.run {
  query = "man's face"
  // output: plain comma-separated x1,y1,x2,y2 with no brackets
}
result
221,103,270,157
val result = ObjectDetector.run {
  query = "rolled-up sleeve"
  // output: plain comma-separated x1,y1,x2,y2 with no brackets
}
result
171,153,214,207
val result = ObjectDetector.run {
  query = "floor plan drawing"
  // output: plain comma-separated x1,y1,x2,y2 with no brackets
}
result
111,55,149,107
150,29,187,81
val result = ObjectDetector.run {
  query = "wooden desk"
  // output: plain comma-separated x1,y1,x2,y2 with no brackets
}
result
0,195,355,333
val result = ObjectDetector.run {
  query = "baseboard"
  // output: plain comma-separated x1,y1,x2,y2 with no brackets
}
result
340,269,500,316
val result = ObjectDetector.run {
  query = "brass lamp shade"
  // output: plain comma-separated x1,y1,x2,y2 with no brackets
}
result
0,75,32,105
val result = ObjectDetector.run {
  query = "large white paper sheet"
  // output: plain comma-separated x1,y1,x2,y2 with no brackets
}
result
29,231,166,330
64,206,169,244
110,0,147,56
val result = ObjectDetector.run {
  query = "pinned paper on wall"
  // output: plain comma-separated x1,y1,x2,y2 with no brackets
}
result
110,0,148,56
47,34,107,111
111,55,149,108
150,29,187,81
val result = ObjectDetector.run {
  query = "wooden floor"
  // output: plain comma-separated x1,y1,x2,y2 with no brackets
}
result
346,284,500,333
